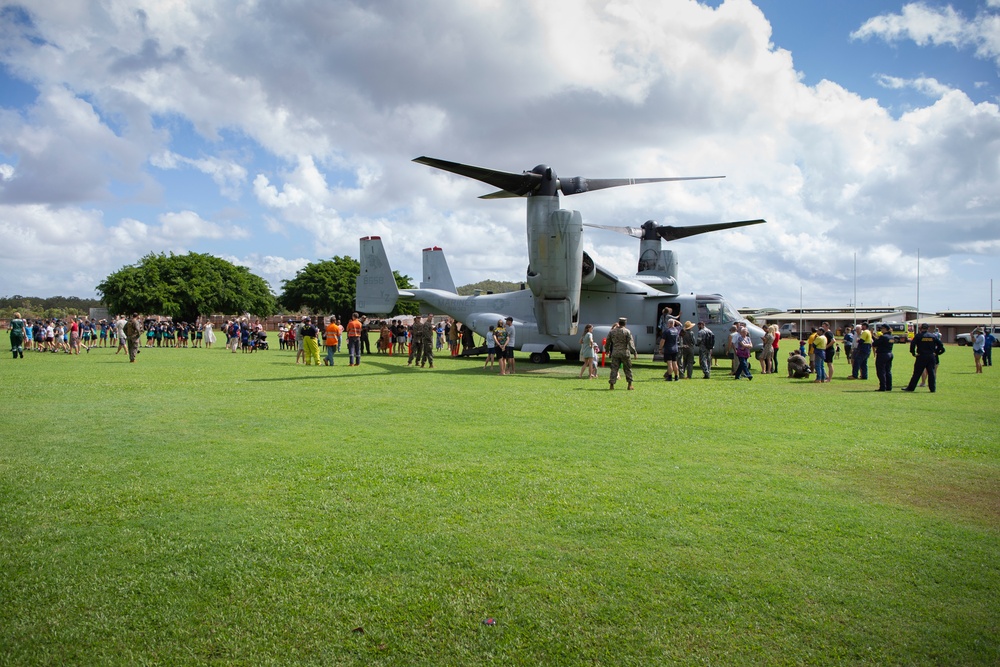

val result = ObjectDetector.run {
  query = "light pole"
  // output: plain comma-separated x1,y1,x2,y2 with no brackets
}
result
853,252,857,327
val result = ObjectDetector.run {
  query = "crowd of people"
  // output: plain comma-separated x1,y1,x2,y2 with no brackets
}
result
774,320,981,393
272,314,477,367
4,314,123,356
142,320,213,349
4,313,145,362
7,308,993,395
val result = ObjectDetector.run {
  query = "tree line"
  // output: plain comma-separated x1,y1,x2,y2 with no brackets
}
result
8,252,515,323
97,252,417,322
94,252,417,322
0,295,104,320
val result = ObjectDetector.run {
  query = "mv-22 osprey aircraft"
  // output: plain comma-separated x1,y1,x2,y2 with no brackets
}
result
356,156,766,363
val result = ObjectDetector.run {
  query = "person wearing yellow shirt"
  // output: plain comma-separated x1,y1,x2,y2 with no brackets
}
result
806,328,819,372
813,327,828,383
852,323,873,380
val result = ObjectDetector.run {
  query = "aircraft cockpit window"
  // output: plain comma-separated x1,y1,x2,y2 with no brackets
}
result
720,300,742,323
697,301,723,324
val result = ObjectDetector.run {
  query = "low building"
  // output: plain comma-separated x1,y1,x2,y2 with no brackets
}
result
755,306,919,337
743,306,998,343
910,311,1000,343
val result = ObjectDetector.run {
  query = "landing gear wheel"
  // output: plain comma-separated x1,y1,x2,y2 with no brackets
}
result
529,352,550,364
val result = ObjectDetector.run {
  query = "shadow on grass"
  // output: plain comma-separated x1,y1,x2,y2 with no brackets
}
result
247,358,450,381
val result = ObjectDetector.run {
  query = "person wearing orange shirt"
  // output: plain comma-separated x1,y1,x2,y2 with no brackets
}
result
324,317,342,366
346,312,363,366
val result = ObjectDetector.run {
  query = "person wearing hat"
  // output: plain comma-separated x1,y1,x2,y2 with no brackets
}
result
607,317,637,390
301,316,321,366
872,323,895,391
679,320,696,380
902,323,945,392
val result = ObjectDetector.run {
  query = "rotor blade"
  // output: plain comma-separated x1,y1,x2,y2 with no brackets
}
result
560,175,724,196
479,190,522,200
582,223,644,238
414,156,542,196
655,219,766,242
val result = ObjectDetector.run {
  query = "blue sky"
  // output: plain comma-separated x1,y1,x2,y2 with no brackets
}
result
1,0,998,313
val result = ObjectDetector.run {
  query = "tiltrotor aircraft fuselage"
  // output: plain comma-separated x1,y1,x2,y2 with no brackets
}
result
356,157,766,362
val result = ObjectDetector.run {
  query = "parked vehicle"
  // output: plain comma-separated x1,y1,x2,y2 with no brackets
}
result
956,326,1000,346
779,323,799,338
875,321,914,344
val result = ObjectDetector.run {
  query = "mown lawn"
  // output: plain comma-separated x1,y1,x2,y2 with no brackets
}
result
1,340,997,665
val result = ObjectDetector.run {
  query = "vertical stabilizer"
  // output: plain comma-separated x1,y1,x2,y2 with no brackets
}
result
356,236,400,313
420,246,457,293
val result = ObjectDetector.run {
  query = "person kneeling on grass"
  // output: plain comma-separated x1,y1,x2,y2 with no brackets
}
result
787,349,811,379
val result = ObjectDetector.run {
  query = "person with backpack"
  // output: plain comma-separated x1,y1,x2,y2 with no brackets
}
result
695,321,715,379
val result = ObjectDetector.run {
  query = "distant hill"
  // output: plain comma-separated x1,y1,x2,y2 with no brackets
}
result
456,280,522,296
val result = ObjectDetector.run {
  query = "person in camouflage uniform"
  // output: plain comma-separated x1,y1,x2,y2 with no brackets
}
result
125,312,143,363
408,315,425,366
407,314,436,368
695,321,715,379
417,314,435,368
607,317,637,390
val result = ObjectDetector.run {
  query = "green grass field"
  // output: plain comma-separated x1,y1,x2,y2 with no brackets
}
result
1,340,997,665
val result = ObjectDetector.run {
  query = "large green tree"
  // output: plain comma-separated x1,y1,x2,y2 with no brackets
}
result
97,252,278,322
280,256,417,319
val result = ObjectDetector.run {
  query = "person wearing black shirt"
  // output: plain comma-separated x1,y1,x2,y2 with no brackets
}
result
301,316,321,366
902,323,945,392
872,323,894,391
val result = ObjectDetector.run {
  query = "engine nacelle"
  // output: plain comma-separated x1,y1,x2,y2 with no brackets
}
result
525,208,583,335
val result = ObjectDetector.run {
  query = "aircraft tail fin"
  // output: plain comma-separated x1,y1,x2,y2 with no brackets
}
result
420,246,457,293
356,236,401,313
